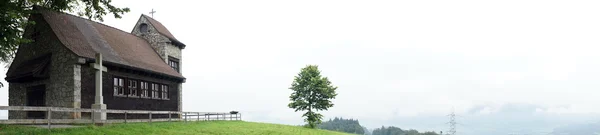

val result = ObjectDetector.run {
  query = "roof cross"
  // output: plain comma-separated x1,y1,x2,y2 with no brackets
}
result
149,9,156,18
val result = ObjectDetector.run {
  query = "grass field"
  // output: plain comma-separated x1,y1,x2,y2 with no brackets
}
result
0,121,352,135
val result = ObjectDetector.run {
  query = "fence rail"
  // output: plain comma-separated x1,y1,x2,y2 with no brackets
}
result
0,106,241,129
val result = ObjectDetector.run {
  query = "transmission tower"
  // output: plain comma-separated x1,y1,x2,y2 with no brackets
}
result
446,111,457,135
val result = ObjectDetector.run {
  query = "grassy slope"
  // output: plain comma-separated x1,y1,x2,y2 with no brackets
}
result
0,121,351,135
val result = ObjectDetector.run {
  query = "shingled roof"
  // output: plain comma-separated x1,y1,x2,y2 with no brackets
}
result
141,15,186,48
36,7,184,80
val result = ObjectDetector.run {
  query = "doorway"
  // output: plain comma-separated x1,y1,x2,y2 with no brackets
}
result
26,85,45,119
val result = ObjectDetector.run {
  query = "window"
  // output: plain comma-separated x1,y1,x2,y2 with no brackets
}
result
113,77,125,96
168,57,179,72
151,83,160,99
139,23,148,34
112,77,169,100
31,28,41,42
128,80,138,97
161,85,169,100
140,81,149,98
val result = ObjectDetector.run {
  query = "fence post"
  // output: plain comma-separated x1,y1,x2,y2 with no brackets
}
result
184,112,187,122
91,109,95,125
124,111,127,123
240,113,242,120
47,108,52,130
197,112,200,121
216,114,219,120
149,112,152,123
168,112,172,122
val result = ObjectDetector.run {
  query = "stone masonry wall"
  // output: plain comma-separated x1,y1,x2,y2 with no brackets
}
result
131,16,183,112
8,14,80,119
165,44,182,112
131,16,171,61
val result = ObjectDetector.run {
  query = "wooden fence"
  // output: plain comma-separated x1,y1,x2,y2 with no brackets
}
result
0,106,241,129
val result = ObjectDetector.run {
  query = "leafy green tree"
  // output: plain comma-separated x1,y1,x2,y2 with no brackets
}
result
288,65,338,128
318,117,365,134
0,0,129,63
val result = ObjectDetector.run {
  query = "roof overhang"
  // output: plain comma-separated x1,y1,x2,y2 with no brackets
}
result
85,58,186,83
167,36,186,49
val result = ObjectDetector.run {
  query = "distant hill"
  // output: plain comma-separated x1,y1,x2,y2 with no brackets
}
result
318,117,439,135
372,126,439,135
551,122,600,135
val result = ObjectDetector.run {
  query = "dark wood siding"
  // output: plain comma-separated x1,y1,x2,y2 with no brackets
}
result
81,65,180,119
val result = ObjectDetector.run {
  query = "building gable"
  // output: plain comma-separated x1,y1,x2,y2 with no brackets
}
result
131,15,184,73
132,15,186,49
6,13,77,83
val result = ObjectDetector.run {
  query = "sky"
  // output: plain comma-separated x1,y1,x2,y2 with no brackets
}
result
2,0,600,135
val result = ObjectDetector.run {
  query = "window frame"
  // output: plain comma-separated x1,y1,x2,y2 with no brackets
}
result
140,81,149,98
139,23,149,34
151,83,160,99
127,79,139,97
168,57,180,72
161,84,169,100
111,76,171,100
113,77,126,97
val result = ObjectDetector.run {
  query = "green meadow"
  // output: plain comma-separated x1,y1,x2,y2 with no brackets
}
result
0,121,352,135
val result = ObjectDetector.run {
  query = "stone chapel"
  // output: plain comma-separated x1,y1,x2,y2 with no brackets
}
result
5,7,186,119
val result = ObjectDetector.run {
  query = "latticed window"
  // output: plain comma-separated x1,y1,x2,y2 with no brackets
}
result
140,81,149,98
168,57,179,72
161,85,169,100
128,80,138,97
152,83,160,99
113,77,125,96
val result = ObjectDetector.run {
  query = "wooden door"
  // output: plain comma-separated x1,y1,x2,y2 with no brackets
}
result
26,85,46,119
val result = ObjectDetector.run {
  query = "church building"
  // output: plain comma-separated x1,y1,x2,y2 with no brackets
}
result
5,7,186,119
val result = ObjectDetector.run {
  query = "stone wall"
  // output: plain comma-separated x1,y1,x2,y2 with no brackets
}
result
165,44,182,112
131,15,183,112
131,16,171,62
165,44,182,60
7,14,80,119
8,80,46,119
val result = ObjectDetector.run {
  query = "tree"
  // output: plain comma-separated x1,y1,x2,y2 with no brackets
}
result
288,65,338,128
372,126,439,135
318,117,365,134
0,0,129,63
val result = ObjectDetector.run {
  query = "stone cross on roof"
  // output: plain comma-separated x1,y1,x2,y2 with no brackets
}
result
150,9,156,18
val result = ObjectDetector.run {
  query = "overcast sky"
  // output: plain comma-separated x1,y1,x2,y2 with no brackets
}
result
2,0,600,134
